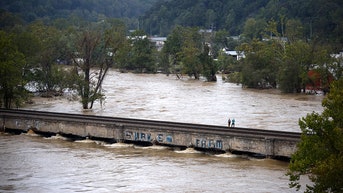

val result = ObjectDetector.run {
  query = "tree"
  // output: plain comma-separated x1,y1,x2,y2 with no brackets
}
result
127,30,156,72
200,43,217,81
242,18,266,41
239,39,280,88
287,78,343,192
211,29,230,59
0,31,26,108
278,41,310,93
162,26,217,80
279,41,333,93
27,21,67,95
180,27,202,79
160,26,184,75
71,19,126,109
285,19,304,43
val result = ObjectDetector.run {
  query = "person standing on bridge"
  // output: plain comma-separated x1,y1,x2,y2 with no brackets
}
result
231,118,235,127
228,118,231,127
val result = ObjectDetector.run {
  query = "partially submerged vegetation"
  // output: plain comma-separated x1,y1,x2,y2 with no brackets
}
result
1,1,342,109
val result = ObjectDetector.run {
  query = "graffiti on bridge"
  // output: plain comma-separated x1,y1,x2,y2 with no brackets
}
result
125,131,152,141
125,131,173,143
195,138,223,149
156,133,173,143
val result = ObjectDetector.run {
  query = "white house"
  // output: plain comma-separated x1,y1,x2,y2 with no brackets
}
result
149,36,167,51
222,48,245,60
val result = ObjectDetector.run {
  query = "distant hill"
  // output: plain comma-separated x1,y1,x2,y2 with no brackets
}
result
141,0,269,36
1,0,342,49
0,0,160,23
140,0,343,48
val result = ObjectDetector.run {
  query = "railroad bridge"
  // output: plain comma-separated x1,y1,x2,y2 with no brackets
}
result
0,109,300,158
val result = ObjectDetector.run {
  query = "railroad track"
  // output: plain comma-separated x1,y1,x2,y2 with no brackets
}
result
0,108,301,140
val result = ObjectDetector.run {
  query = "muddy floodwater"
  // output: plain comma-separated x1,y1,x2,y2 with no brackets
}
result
0,133,311,193
1,70,321,192
26,70,324,132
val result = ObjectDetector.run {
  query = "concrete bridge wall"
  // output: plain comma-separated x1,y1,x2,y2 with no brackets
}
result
0,109,300,158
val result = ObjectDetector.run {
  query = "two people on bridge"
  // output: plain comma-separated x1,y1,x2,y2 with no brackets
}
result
228,118,235,127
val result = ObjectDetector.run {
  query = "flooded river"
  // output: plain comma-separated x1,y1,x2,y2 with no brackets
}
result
1,70,321,192
0,133,310,193
26,70,324,132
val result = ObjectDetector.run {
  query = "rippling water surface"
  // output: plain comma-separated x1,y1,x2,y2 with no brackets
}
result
4,70,321,192
25,70,324,132
0,133,310,193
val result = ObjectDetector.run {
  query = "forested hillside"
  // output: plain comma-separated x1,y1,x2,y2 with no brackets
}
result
141,0,267,35
0,0,159,28
2,0,342,48
1,0,343,109
141,0,343,49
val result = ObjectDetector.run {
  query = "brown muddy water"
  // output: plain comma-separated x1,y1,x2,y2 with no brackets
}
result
25,70,324,132
1,70,320,192
0,133,311,193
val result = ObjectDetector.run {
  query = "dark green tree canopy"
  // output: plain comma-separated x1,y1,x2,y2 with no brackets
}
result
288,78,343,192
141,0,342,46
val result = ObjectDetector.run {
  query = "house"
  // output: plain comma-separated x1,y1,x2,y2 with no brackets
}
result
148,36,167,51
222,48,245,60
330,51,343,60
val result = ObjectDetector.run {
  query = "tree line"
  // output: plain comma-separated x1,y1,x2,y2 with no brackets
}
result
0,17,152,109
1,11,343,109
0,14,217,109
1,15,342,191
0,0,159,29
141,0,343,48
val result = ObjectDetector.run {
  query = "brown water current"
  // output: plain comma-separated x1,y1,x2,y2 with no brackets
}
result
0,133,311,192
1,70,320,192
25,70,324,132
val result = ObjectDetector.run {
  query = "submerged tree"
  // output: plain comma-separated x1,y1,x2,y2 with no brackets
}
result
0,31,26,108
160,25,184,75
180,27,202,79
71,19,126,109
239,39,280,88
161,26,217,81
200,42,217,81
118,30,156,72
287,78,343,192
27,21,68,95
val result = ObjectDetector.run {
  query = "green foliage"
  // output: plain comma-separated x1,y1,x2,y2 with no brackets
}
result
242,18,266,40
288,79,343,192
217,51,242,83
120,30,156,73
160,26,184,74
239,39,280,88
236,36,337,93
285,19,305,43
200,43,217,81
279,42,334,93
180,27,203,79
0,31,26,108
161,26,217,81
141,0,343,48
0,0,159,28
70,19,127,109
26,21,67,93
278,41,311,93
0,9,24,29
141,0,269,36
1,0,342,108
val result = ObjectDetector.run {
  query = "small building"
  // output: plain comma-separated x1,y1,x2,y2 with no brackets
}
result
305,70,334,95
222,48,245,60
149,36,167,51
